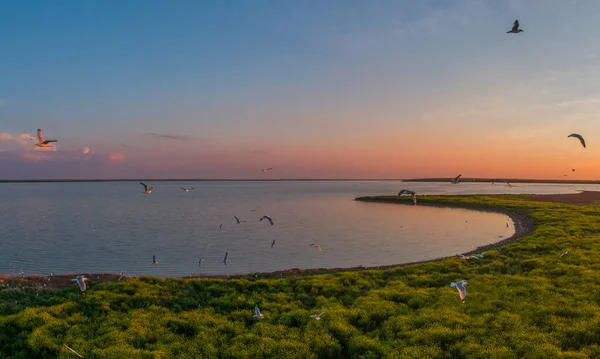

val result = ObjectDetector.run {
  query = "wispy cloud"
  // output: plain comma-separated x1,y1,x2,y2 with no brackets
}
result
0,132,36,146
557,96,600,107
148,132,189,141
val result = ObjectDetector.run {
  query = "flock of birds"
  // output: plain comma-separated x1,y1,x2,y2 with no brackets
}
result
25,25,591,350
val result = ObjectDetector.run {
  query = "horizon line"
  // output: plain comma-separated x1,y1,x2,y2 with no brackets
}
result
1,178,599,184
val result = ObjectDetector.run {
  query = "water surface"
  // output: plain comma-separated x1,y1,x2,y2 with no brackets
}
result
2,180,584,277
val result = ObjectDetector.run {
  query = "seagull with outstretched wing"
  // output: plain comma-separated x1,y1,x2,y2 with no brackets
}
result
71,275,88,292
260,215,274,225
568,133,586,148
450,280,468,303
506,19,523,33
451,174,462,184
35,128,58,147
140,182,153,194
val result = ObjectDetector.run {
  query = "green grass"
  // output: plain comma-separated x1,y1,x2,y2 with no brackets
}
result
3,194,600,358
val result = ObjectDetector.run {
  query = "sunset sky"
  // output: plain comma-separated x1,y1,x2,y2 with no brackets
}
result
2,0,600,179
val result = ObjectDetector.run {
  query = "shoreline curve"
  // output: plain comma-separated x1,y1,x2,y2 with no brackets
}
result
0,195,537,290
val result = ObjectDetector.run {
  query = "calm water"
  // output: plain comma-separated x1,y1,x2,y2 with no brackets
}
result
0,181,592,277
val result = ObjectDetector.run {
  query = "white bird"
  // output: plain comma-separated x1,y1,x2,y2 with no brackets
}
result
151,255,159,265
118,269,124,281
260,167,273,173
271,239,276,248
506,19,524,33
450,280,468,303
35,128,58,147
234,216,246,224
253,305,264,318
568,133,586,148
559,249,569,258
412,193,417,206
397,189,416,196
71,275,88,292
223,252,228,265
180,187,194,193
199,257,204,267
309,244,322,252
140,182,154,194
451,174,462,184
63,344,84,358
260,215,274,225
310,312,324,320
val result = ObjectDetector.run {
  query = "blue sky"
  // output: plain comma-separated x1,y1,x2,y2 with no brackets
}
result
2,0,600,179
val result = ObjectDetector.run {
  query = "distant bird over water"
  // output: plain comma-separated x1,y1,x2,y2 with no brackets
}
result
492,180,512,187
71,275,88,292
199,257,204,267
253,305,264,318
310,312,325,320
451,174,462,184
140,182,154,194
219,223,223,230
450,280,468,303
412,193,417,205
234,216,246,224
180,187,194,192
223,252,229,265
568,133,586,148
260,167,273,173
310,244,322,252
151,255,159,265
397,190,416,196
260,215,274,225
506,19,523,33
35,128,58,147
271,239,276,248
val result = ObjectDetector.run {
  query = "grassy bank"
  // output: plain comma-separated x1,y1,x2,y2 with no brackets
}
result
2,195,600,358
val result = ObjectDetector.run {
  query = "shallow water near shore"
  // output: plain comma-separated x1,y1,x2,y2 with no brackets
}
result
2,180,590,277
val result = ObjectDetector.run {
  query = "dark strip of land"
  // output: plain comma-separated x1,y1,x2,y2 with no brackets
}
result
404,178,600,184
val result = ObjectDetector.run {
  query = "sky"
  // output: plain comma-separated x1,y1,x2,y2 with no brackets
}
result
2,0,600,179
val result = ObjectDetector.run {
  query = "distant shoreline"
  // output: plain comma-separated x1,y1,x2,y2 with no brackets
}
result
1,178,599,184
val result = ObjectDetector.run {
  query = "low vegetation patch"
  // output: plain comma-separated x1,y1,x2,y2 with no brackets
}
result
2,195,600,358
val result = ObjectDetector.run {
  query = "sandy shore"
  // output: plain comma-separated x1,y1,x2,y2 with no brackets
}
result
0,195,548,290
524,190,600,204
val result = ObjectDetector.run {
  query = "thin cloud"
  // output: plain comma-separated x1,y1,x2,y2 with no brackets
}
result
0,132,36,146
557,97,600,107
148,132,189,141
109,152,125,161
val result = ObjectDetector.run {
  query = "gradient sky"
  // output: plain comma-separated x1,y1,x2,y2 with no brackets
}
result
2,0,600,179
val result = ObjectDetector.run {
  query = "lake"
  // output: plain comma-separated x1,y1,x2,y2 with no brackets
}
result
1,180,591,277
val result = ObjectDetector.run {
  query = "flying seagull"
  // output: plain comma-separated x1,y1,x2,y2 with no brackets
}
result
199,257,204,267
71,275,88,292
310,312,325,320
309,244,322,252
572,169,576,172
568,133,586,148
151,255,159,265
180,187,194,192
140,182,154,194
412,193,417,206
253,305,264,318
271,239,276,248
559,249,569,258
118,269,124,281
260,215,274,225
63,344,84,358
506,19,524,33
219,223,223,230
451,174,462,184
397,190,416,196
260,167,273,173
223,252,228,265
35,128,58,147
234,216,246,224
450,280,468,303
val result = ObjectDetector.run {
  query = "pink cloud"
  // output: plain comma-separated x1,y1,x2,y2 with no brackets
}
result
81,146,93,155
22,152,52,161
108,152,125,161
0,132,36,146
